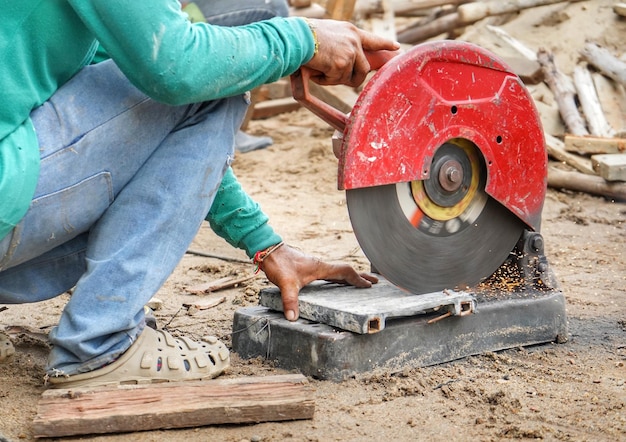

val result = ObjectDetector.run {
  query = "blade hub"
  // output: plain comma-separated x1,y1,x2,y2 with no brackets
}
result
439,159,463,192
422,144,473,208
409,141,480,221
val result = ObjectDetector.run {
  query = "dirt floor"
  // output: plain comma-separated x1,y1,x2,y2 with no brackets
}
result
1,1,625,441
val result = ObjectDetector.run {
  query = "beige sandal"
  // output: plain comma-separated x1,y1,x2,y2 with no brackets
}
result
0,332,15,363
47,327,229,388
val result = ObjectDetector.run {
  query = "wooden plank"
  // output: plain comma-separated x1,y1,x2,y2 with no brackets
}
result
545,134,595,175
309,83,360,114
325,0,357,20
289,3,326,18
252,97,301,119
564,134,626,155
33,374,314,438
257,78,292,100
591,153,626,181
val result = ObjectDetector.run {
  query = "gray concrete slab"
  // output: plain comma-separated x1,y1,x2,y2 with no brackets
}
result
232,286,567,381
259,278,476,334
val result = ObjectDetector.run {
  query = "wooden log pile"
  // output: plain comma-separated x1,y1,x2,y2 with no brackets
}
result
535,39,626,199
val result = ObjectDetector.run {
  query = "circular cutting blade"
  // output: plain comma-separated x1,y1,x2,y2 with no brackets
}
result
346,139,525,294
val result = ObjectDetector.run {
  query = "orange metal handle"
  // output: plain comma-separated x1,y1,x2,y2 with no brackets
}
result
290,50,400,133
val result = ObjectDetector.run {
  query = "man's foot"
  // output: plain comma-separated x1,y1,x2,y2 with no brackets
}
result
0,332,15,363
47,327,229,388
235,130,273,153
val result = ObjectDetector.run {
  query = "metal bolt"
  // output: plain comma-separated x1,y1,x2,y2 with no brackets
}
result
438,159,463,192
446,167,461,183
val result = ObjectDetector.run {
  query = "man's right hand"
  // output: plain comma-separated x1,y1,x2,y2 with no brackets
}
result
302,19,400,88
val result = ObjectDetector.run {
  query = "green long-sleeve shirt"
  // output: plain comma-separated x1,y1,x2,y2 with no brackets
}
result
1,0,314,255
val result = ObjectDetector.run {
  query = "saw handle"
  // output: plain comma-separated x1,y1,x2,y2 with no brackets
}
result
290,50,399,133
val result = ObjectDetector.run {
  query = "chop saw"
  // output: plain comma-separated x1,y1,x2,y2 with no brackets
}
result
233,41,568,380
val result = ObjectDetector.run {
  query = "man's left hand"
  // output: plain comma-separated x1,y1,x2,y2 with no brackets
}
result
260,244,378,321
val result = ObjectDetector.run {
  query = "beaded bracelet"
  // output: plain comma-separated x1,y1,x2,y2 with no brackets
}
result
252,241,285,273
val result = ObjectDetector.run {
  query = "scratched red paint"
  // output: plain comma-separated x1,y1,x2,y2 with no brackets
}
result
338,41,546,230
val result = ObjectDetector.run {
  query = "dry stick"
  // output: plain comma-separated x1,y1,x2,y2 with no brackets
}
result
397,11,460,43
581,42,626,87
537,48,589,137
573,65,616,138
548,167,626,200
185,274,257,295
395,5,445,35
186,248,249,264
393,0,472,15
457,0,586,24
486,25,537,61
592,73,626,137
397,0,585,44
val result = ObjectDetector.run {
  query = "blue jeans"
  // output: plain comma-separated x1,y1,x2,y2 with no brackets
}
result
0,60,248,375
197,0,289,25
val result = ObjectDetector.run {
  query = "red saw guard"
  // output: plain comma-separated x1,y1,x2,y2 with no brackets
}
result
337,41,546,231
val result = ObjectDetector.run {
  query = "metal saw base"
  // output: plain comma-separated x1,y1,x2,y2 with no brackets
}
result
232,280,567,381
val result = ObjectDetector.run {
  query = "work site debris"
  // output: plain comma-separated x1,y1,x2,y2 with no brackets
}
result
185,274,257,295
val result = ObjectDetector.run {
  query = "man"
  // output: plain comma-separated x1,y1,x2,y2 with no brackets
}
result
0,1,397,388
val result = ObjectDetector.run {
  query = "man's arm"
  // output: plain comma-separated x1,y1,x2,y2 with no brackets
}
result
207,168,377,321
206,167,282,258
68,1,399,105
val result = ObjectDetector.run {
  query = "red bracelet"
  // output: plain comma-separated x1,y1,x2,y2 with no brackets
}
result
252,242,284,274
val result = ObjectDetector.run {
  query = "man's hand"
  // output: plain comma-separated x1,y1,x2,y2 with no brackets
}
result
303,19,400,87
260,244,378,321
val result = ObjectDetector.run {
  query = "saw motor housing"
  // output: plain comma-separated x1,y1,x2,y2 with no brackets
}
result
339,40,547,231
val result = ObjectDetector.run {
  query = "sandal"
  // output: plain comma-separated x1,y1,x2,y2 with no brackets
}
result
47,327,229,388
0,332,15,363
